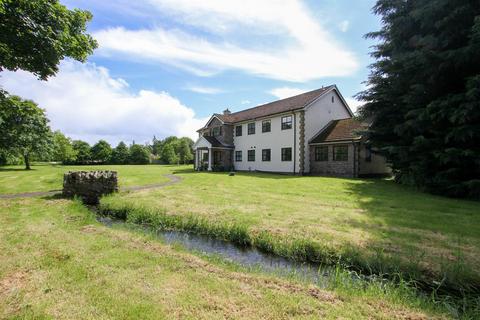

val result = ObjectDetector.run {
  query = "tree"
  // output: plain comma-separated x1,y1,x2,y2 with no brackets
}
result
151,136,163,156
52,131,76,163
0,94,52,169
72,140,91,164
160,143,179,165
178,138,193,164
357,0,480,198
111,141,129,164
0,0,97,80
129,144,150,164
91,140,112,163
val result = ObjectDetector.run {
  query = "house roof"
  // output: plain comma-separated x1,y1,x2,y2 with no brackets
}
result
224,86,335,123
202,136,234,148
309,118,367,144
198,86,346,131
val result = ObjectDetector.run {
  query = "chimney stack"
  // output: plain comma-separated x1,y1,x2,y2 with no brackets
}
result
223,108,231,115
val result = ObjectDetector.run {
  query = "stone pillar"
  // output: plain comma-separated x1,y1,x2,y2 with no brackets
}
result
195,149,199,170
208,148,212,171
299,110,305,175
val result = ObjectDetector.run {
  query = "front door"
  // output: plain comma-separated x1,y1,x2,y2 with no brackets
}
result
213,150,223,166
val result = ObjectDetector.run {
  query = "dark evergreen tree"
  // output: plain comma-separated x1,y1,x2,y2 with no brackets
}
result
357,0,480,198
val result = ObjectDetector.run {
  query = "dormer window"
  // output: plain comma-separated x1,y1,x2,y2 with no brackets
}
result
211,126,222,136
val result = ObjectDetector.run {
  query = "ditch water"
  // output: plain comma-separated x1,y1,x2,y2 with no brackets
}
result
96,215,361,289
92,210,477,318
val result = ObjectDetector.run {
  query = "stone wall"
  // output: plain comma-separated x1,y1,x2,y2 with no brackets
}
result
358,145,391,176
63,171,118,204
309,144,356,177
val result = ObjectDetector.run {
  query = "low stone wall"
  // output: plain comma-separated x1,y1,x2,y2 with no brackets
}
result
63,171,118,204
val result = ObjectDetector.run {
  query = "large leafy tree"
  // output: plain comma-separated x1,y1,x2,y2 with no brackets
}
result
71,140,91,164
178,137,193,164
91,140,112,163
0,94,52,169
129,144,150,165
0,0,97,80
357,0,480,198
160,143,178,165
111,141,129,164
52,130,76,163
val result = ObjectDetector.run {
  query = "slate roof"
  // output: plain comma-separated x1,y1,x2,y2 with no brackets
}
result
201,86,337,130
309,118,367,144
202,136,234,148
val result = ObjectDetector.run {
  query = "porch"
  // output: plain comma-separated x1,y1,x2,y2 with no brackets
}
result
193,136,234,171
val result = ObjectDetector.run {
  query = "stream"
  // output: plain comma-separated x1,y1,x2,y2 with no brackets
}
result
94,213,478,318
96,215,361,289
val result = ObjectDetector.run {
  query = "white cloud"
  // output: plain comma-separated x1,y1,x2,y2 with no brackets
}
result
269,87,310,99
186,85,223,94
0,60,206,144
339,20,350,33
345,97,363,114
93,0,358,82
240,100,251,105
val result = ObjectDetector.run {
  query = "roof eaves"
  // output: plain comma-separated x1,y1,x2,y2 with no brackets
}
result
231,107,305,124
310,137,362,145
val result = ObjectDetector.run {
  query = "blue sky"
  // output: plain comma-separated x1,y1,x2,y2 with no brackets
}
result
0,0,381,144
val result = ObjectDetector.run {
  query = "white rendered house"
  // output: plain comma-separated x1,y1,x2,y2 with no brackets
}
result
193,85,389,177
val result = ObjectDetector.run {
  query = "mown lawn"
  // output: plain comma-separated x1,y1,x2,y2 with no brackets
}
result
101,167,480,290
0,197,446,319
0,163,179,194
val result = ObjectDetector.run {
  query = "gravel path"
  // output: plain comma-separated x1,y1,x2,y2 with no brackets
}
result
0,174,182,199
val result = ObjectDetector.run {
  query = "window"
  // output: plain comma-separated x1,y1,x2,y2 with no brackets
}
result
248,150,255,161
202,152,208,162
333,145,348,161
235,151,242,162
281,116,292,130
315,146,328,162
331,95,335,103
248,122,255,135
235,125,242,136
281,147,292,161
212,126,222,136
262,149,271,161
262,120,271,133
365,145,372,162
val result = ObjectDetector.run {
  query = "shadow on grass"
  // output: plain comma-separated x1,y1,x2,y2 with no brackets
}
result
343,177,480,293
172,168,300,180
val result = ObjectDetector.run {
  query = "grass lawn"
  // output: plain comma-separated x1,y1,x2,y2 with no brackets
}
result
0,163,179,194
100,167,480,291
0,198,447,319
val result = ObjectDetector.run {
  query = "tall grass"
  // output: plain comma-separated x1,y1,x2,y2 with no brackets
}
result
98,199,480,318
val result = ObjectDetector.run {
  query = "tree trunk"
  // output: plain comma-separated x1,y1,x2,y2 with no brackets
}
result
24,154,31,170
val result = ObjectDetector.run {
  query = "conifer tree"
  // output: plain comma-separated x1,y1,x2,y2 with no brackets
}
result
358,0,480,198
